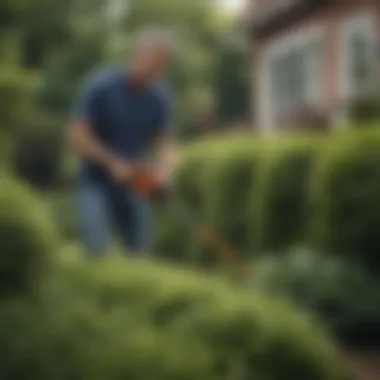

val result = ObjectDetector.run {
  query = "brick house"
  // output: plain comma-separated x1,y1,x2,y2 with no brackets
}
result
244,0,380,131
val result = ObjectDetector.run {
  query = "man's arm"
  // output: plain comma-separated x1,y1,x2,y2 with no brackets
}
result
67,120,132,183
153,133,176,181
67,120,117,169
152,86,176,182
67,77,131,182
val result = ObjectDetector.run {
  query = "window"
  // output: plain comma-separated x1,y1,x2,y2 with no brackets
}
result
348,32,373,93
269,41,321,123
340,13,376,99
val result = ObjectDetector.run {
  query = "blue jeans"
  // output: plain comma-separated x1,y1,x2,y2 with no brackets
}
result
77,180,151,257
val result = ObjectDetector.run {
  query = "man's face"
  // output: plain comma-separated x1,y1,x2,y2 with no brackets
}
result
132,43,170,82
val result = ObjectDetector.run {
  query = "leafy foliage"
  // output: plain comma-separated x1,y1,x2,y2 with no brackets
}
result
0,255,345,380
0,178,56,297
311,130,380,269
155,129,380,275
212,38,250,126
251,248,380,346
0,176,348,379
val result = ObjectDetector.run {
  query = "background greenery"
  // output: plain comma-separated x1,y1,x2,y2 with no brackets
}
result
1,0,380,378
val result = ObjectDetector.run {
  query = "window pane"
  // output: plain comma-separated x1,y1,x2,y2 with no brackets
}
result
270,41,320,122
349,32,372,91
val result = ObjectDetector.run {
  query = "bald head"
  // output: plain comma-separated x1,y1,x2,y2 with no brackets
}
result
135,28,174,55
129,28,174,84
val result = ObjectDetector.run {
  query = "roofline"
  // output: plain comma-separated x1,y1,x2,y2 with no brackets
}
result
242,0,323,39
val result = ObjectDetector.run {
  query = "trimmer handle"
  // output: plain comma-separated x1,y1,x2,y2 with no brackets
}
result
130,164,171,203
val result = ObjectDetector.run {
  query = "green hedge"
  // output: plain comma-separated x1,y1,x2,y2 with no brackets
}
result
157,137,298,262
48,190,78,241
154,147,213,263
21,256,345,380
155,129,380,272
254,136,322,251
0,255,349,380
251,248,380,346
311,130,380,268
0,177,56,296
155,138,272,264
0,178,350,379
202,143,266,259
348,95,380,123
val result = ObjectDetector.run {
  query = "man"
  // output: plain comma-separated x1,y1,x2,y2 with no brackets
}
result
67,29,174,256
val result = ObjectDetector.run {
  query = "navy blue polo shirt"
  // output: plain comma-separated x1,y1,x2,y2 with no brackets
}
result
73,67,171,183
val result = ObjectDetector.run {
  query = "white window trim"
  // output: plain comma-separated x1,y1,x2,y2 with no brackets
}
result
338,10,377,100
257,25,324,132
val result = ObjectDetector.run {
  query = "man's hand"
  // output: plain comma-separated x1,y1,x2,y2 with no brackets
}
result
153,165,170,186
153,134,175,188
68,121,133,185
106,157,133,184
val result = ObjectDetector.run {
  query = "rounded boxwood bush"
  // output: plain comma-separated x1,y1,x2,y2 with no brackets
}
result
155,137,270,266
310,130,380,270
48,191,78,241
202,142,266,260
54,257,350,380
154,144,222,265
251,247,380,346
0,177,56,296
348,95,380,123
254,137,322,252
0,295,217,380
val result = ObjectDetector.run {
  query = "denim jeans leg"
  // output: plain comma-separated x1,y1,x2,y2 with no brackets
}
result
77,183,110,257
110,188,152,256
126,194,152,255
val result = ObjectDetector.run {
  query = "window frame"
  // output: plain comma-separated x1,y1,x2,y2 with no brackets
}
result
339,11,377,100
263,27,324,129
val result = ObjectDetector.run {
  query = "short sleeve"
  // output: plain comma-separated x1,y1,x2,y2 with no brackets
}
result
72,75,102,123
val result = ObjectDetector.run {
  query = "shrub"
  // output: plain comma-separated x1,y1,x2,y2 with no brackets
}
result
254,136,322,251
154,144,225,264
348,95,380,123
310,130,380,269
159,135,323,264
51,257,349,380
157,130,380,270
153,201,189,262
11,127,64,190
0,177,56,296
251,247,380,346
202,142,267,259
0,300,56,379
155,137,278,266
48,191,78,241
283,105,330,131
0,297,216,380
156,135,322,265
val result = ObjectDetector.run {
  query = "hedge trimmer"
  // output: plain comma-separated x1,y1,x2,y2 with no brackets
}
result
128,163,250,283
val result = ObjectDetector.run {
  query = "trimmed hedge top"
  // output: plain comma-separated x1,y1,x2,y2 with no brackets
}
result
311,129,380,267
155,128,380,273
